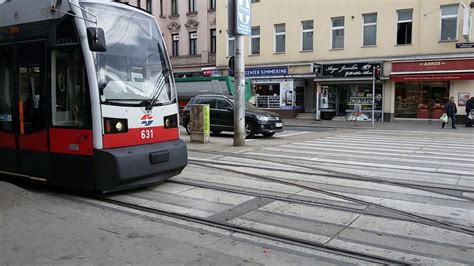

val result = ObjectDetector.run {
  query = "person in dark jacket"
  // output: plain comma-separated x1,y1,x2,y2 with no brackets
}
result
466,96,474,127
442,96,457,129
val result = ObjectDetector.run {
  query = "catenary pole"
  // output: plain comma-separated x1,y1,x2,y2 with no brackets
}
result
233,34,246,146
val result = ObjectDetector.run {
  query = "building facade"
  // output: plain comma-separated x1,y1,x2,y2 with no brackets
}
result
125,0,218,77
216,0,474,122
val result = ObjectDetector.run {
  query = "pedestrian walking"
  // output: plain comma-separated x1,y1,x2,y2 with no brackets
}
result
442,96,457,129
465,96,473,127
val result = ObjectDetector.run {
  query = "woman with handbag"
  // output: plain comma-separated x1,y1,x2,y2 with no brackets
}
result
465,97,473,127
442,97,457,129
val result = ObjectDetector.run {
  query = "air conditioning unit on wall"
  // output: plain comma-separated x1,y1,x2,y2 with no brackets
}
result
190,32,197,39
173,35,179,41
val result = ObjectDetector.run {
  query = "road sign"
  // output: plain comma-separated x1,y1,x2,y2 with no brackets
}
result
236,0,251,36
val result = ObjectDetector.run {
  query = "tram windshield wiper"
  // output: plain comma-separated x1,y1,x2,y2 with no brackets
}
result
145,67,172,111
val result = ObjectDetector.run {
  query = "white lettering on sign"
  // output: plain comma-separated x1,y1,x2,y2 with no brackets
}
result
141,129,154,139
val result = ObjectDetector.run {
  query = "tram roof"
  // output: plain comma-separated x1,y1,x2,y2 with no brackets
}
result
0,0,141,27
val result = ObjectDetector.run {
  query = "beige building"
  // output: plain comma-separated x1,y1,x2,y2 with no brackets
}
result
125,0,218,77
216,0,474,123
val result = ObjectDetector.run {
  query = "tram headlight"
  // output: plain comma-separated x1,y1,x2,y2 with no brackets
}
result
104,118,128,134
164,114,178,129
115,121,124,132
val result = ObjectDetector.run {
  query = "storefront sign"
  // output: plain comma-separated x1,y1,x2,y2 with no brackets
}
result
392,73,474,82
392,59,474,72
245,66,288,77
321,62,381,78
456,43,474,48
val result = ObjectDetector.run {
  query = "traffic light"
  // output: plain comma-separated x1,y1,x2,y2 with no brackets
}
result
374,66,381,80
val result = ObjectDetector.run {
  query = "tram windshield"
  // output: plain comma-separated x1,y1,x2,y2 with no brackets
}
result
80,2,175,106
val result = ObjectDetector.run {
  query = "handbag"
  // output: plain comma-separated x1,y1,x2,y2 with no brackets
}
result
440,113,448,123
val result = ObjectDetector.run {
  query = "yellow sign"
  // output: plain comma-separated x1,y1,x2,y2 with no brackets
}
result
203,105,210,135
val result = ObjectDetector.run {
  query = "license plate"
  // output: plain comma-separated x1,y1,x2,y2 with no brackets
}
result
275,122,283,127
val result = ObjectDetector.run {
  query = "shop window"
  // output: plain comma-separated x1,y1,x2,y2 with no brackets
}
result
274,24,286,53
395,82,449,119
0,45,12,132
440,4,458,41
363,13,377,46
331,17,344,49
52,49,91,127
301,20,313,51
250,27,260,55
397,9,413,45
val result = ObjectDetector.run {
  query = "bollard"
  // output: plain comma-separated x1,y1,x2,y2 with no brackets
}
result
190,104,210,143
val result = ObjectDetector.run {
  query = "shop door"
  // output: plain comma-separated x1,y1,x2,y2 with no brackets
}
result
0,44,16,172
16,40,50,177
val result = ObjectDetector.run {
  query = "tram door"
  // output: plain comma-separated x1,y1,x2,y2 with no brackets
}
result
0,44,16,172
16,41,50,178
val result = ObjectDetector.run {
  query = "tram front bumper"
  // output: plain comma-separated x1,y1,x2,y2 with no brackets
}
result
94,139,187,192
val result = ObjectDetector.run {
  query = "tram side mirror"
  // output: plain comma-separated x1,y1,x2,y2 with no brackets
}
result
87,27,107,52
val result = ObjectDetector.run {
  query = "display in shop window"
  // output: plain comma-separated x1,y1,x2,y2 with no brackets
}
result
458,92,470,106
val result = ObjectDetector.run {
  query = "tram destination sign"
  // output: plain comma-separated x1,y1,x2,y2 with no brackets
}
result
321,62,382,78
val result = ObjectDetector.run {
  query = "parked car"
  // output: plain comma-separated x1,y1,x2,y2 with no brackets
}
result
180,94,283,138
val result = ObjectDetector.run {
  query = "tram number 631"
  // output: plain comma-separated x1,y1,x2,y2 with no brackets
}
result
141,129,154,139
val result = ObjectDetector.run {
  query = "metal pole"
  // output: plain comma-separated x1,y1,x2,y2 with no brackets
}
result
372,67,375,127
233,34,245,146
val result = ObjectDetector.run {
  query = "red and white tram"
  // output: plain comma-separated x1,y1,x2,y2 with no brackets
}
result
0,0,187,192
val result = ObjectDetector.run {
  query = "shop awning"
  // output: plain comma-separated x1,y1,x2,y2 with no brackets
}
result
391,73,474,82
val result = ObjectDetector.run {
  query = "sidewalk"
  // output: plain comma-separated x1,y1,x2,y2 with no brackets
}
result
283,118,474,132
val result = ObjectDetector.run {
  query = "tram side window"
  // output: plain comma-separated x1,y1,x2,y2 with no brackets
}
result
52,49,91,127
0,46,12,132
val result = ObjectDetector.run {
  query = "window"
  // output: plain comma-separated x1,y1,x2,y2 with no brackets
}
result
301,20,313,51
251,0,260,2
210,29,216,53
189,0,196,13
274,23,286,53
146,0,152,13
172,34,179,56
209,0,216,10
171,0,178,16
216,99,231,110
363,13,377,46
397,10,413,45
160,0,163,16
441,4,458,41
0,45,12,132
250,27,260,55
137,0,141,9
52,49,90,128
331,17,344,49
189,32,197,55
228,35,235,57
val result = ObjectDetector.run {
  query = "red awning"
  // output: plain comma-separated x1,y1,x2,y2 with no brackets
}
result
391,73,474,82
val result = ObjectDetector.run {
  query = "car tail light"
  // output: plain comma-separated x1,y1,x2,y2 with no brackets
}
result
104,118,128,134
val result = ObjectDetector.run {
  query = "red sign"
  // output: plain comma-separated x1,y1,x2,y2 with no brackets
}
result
392,73,474,82
392,59,474,72
203,69,213,76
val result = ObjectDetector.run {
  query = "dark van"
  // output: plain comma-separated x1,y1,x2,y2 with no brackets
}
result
180,94,283,138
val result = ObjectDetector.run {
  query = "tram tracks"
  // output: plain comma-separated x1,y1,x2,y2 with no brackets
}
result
187,149,474,200
94,195,406,265
188,159,474,236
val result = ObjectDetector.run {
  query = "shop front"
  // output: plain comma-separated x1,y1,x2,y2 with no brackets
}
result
246,66,305,117
391,59,474,121
317,62,384,121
